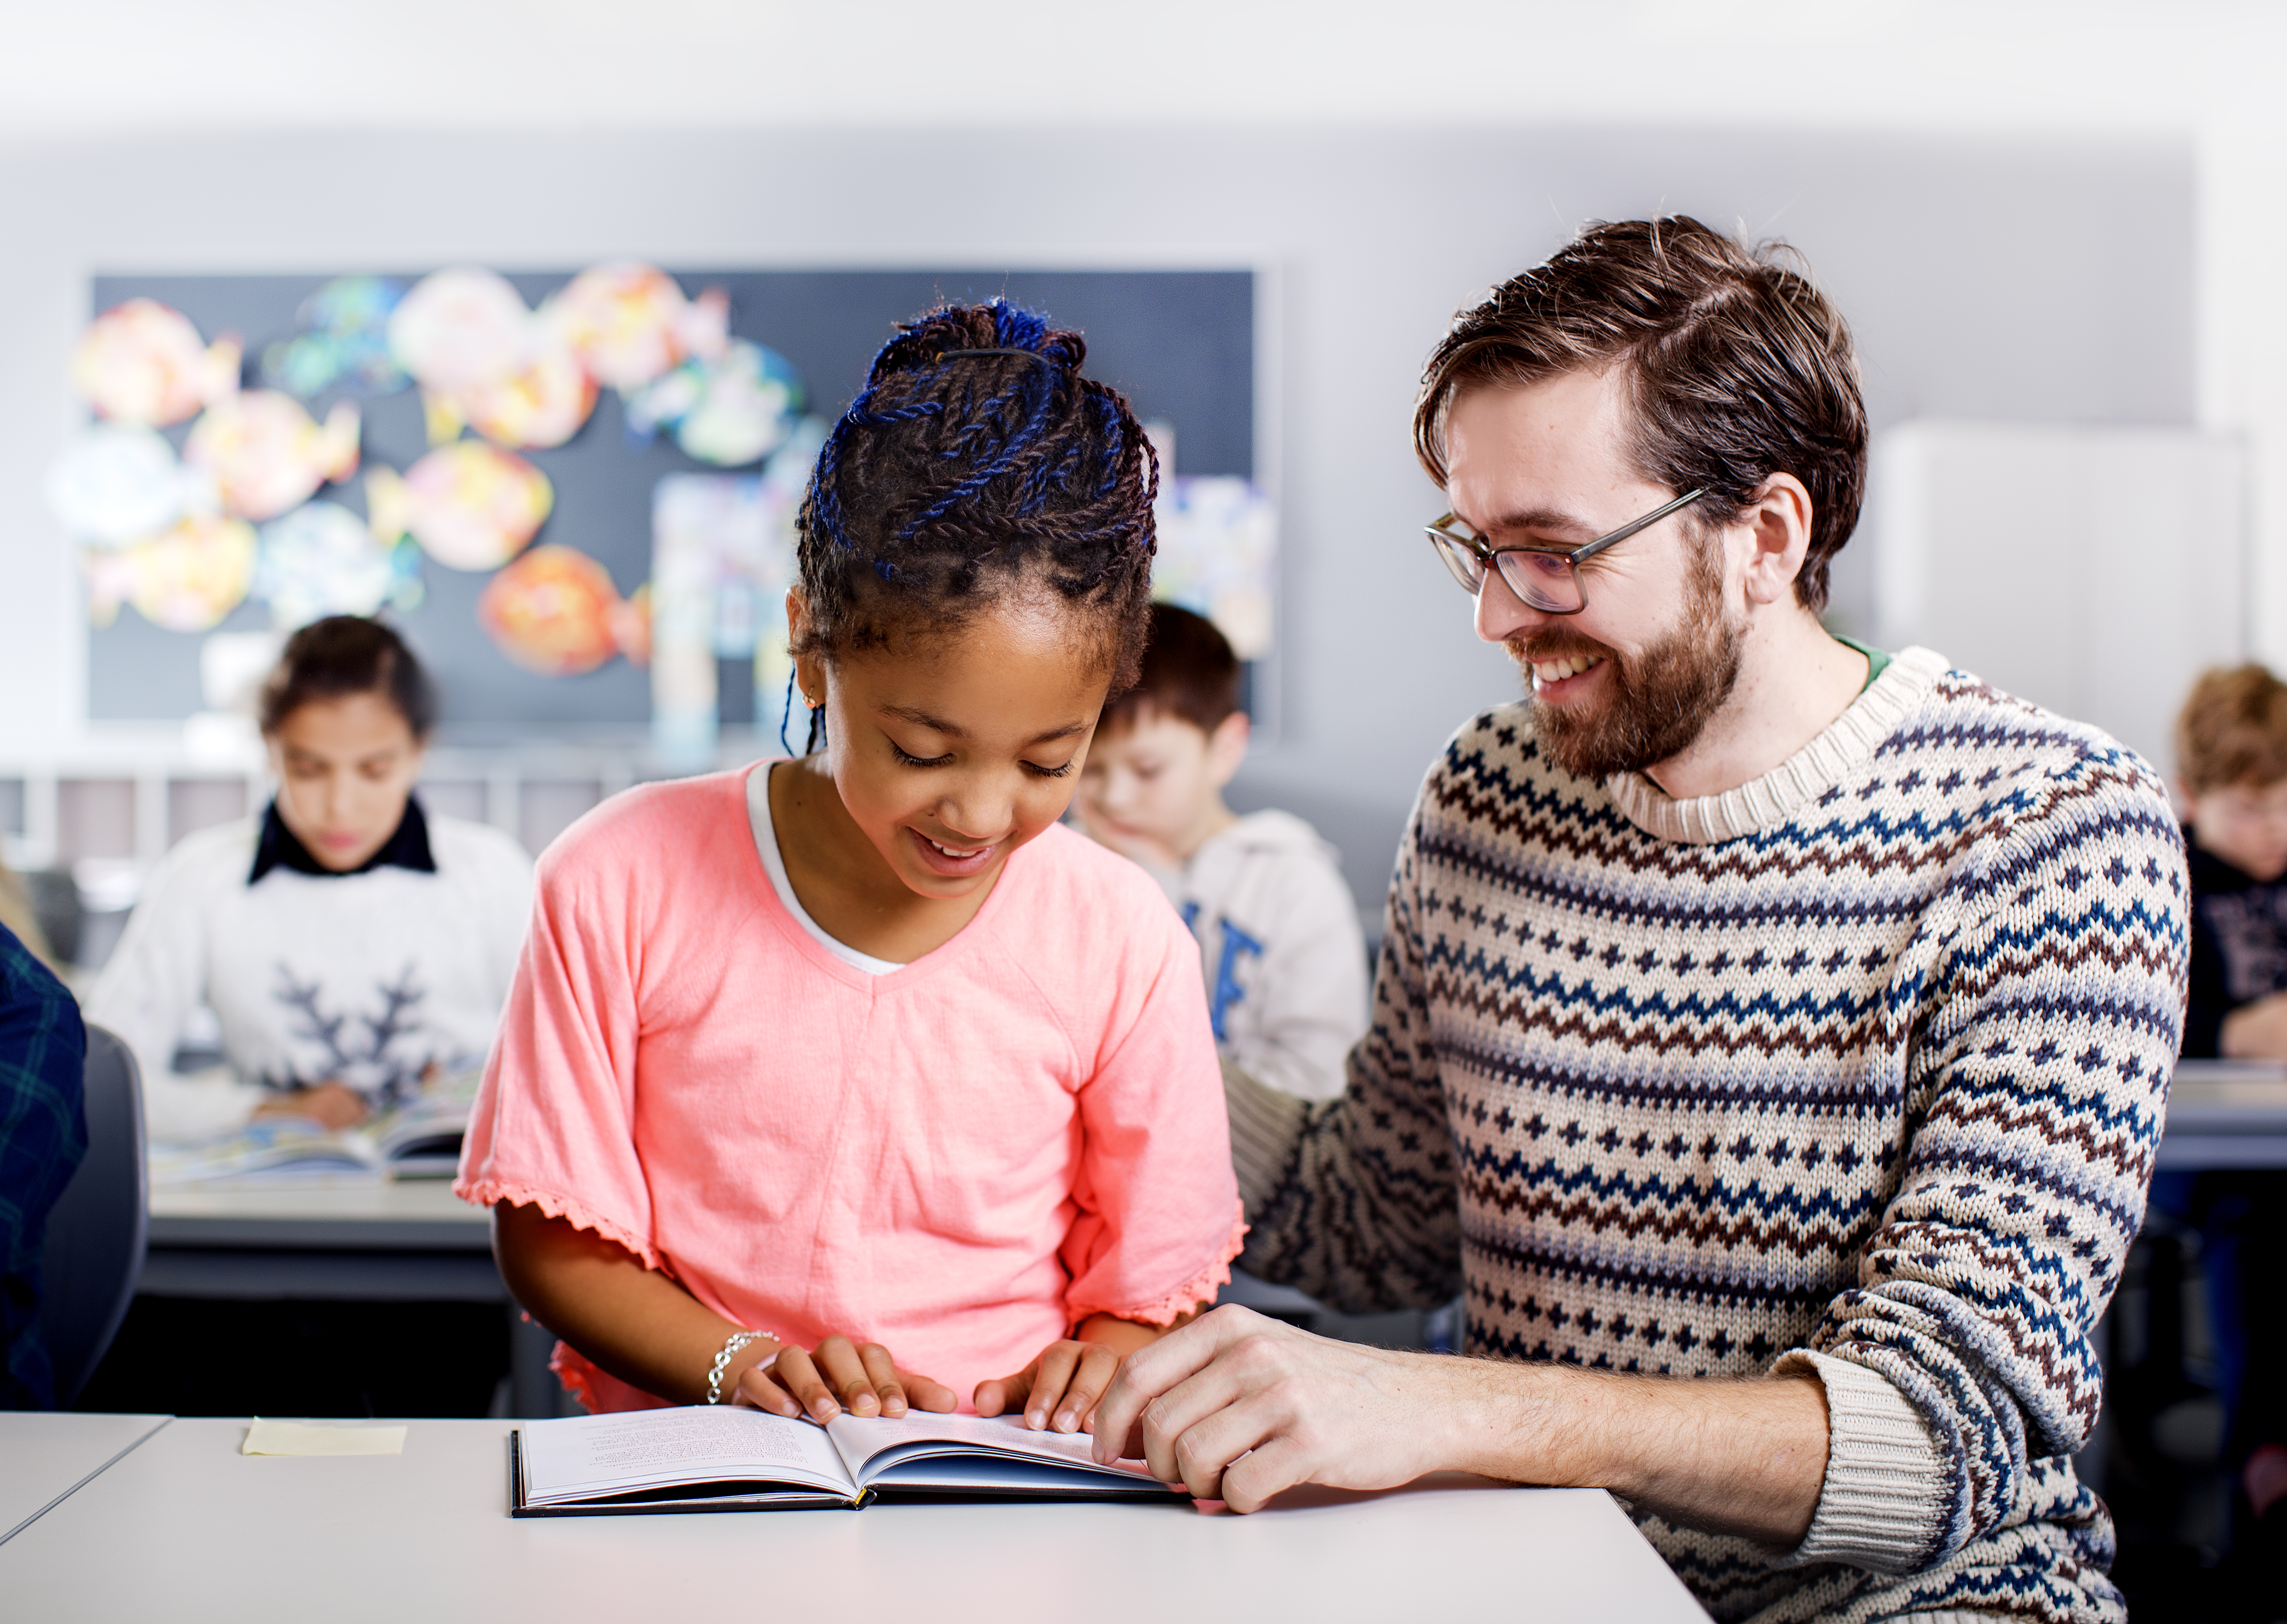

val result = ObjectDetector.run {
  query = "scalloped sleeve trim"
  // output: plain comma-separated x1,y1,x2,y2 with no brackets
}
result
453,1175,660,1272
1072,1198,1248,1328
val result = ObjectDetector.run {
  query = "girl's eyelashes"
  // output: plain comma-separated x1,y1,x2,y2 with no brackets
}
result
890,740,1073,778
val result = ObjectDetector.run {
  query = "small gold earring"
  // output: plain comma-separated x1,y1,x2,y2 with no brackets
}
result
803,691,821,710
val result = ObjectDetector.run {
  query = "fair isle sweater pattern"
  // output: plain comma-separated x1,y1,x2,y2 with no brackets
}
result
1228,650,2187,1624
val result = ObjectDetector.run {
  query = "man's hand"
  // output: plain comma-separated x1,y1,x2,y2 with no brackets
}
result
1090,1304,1831,1540
252,1080,368,1129
1088,1306,1475,1510
738,1333,958,1423
2223,991,2287,1060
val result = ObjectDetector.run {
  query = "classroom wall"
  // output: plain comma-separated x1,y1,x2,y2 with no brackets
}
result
0,127,2196,906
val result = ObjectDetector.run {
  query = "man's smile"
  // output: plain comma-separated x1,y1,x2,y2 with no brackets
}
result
1530,653,1607,695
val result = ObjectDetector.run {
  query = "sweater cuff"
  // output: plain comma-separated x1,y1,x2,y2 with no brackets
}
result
1221,1058,1309,1212
1773,1349,1949,1575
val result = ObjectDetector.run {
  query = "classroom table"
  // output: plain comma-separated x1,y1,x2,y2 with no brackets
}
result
0,1411,168,1544
2158,1060,2287,1169
144,1178,565,1417
0,1415,1707,1624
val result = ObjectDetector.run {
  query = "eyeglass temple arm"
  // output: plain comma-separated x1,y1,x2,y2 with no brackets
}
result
1569,487,1708,564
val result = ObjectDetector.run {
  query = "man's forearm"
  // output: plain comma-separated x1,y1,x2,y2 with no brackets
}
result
1444,1358,1831,1546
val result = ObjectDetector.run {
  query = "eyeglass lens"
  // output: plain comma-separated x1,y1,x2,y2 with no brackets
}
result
1428,530,1582,613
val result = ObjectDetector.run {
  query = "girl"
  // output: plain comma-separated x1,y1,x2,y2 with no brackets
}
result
463,302,1243,1431
91,616,533,1141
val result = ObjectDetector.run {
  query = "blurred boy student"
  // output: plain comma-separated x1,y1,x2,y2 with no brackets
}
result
1075,603,1367,1102
2181,664,2287,1060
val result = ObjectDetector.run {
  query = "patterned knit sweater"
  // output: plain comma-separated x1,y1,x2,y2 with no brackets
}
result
1228,648,2186,1624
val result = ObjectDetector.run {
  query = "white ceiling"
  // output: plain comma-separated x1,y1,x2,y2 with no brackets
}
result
0,0,2280,143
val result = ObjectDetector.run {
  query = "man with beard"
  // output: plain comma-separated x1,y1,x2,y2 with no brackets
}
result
1091,218,2186,1624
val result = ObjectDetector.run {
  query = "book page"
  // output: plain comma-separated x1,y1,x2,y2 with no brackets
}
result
825,1412,1164,1489
520,1406,854,1506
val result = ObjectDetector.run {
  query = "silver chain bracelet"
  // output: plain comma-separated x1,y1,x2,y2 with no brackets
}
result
706,1330,778,1405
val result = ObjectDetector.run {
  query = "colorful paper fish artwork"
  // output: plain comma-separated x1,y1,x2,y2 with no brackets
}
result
389,267,595,449
366,442,554,572
46,424,219,549
544,263,729,392
625,340,804,468
459,340,596,451
260,277,409,398
388,268,532,396
252,500,422,629
83,512,257,632
477,544,647,676
72,299,241,427
183,391,361,521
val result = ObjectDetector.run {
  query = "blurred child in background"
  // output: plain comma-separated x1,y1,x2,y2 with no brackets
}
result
2169,664,2287,1577
2181,664,2287,1061
89,615,532,1141
1075,603,1367,1103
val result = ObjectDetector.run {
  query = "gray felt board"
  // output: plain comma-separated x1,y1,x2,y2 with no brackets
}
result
85,269,1255,742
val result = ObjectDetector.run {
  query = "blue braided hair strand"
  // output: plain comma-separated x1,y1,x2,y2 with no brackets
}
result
793,299,1159,691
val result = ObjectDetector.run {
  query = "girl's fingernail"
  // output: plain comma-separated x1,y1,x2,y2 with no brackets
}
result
1055,1411,1077,1431
1026,1409,1046,1428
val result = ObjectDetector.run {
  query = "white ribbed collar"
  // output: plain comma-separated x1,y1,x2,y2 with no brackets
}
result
1602,645,1949,846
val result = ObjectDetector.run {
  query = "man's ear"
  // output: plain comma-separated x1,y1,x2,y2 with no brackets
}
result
1737,473,1815,609
1207,710,1252,788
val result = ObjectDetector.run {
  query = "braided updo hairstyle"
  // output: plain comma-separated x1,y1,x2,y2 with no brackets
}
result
794,300,1159,715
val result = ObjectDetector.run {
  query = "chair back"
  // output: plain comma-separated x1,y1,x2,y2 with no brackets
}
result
38,1024,147,1404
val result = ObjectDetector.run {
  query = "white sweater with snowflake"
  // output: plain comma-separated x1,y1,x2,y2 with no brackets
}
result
88,809,533,1141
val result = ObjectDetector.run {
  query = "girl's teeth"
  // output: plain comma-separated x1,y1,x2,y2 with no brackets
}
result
929,836,982,857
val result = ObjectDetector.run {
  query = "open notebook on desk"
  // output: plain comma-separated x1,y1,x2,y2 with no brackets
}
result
512,1406,1178,1516
149,1069,478,1186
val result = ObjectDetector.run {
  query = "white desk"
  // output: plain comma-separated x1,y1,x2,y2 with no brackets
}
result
144,1180,563,1415
2159,1061,2287,1169
0,1411,169,1544
0,1416,1706,1623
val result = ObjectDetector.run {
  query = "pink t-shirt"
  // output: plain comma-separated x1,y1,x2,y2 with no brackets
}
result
456,765,1243,1411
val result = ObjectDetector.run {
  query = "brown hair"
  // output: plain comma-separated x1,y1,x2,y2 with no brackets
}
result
2178,664,2287,793
258,615,438,740
1414,217,1867,612
1101,602,1241,735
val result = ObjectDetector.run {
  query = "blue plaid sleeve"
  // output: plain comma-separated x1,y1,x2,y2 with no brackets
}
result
0,922,89,1408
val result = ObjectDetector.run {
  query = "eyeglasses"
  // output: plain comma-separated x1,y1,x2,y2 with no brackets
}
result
1424,488,1706,615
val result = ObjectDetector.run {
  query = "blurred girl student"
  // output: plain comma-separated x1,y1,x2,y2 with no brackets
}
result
88,617,534,1141
463,303,1243,1431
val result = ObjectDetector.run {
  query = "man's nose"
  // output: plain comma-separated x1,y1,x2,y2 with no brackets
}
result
1473,567,1559,644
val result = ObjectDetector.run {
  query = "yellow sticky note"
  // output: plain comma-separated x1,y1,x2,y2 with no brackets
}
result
241,1418,407,1456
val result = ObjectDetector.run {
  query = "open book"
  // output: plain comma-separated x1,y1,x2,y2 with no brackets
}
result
149,1069,478,1186
511,1405,1179,1516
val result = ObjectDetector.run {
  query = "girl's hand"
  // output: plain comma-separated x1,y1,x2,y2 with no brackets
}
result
975,1338,1125,1433
251,1080,369,1130
736,1333,958,1423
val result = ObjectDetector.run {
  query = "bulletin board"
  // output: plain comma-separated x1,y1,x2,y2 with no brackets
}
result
78,268,1257,741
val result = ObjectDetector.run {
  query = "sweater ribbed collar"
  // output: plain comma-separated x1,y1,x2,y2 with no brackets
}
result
1603,645,1948,846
